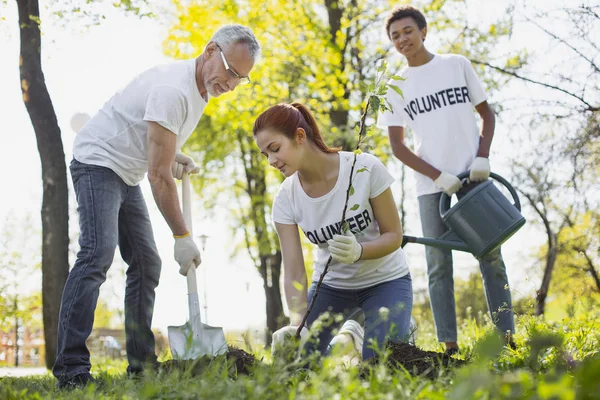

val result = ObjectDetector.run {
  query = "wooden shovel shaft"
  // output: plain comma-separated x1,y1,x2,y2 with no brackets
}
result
182,173,202,327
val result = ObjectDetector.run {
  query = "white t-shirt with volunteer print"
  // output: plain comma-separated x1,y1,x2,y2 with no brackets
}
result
377,54,487,197
73,59,207,186
272,151,409,290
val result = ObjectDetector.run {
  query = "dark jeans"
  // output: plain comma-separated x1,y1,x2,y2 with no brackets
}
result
418,192,515,342
304,274,413,360
53,159,161,379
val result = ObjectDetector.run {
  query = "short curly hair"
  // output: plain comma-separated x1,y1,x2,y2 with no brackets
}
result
385,6,427,39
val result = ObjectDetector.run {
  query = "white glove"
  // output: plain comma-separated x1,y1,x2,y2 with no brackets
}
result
434,172,463,196
172,152,200,180
174,235,201,275
469,157,490,182
271,325,309,355
327,231,363,264
330,319,364,357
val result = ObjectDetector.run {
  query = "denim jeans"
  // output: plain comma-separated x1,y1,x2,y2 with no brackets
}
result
304,274,413,360
418,192,514,343
53,160,161,379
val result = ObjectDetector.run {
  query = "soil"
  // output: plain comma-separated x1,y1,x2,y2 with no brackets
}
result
159,342,465,379
160,346,256,377
363,341,466,379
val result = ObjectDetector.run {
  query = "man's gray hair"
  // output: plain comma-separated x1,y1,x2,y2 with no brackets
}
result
210,24,261,61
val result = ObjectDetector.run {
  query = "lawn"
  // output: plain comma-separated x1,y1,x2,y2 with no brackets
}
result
1,304,599,399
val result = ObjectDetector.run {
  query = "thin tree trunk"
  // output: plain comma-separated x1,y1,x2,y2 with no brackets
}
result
535,231,557,315
14,298,19,367
16,0,70,369
237,131,286,344
260,253,285,346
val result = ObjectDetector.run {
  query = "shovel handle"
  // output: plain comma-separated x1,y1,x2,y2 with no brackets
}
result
182,172,202,324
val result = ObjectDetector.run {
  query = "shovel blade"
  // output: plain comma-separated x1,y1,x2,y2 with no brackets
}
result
168,321,228,359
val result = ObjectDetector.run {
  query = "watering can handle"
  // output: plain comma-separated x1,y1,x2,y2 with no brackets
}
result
182,173,202,324
439,172,522,216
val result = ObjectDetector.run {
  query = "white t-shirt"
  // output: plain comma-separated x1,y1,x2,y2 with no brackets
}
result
73,59,207,186
272,152,409,289
377,54,487,197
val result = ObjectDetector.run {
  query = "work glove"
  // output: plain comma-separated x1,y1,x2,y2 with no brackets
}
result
469,157,490,182
172,152,200,180
174,234,202,276
271,325,309,356
434,171,463,196
329,319,364,357
327,231,363,264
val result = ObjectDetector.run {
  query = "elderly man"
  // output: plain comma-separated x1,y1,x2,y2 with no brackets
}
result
53,24,260,389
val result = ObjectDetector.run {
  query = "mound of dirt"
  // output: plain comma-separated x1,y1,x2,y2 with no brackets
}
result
161,346,256,377
364,341,466,378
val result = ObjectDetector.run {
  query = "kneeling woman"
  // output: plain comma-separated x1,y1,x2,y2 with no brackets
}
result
253,102,412,360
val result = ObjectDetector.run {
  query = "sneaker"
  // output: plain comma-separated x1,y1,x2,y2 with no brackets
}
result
445,347,459,357
56,373,97,390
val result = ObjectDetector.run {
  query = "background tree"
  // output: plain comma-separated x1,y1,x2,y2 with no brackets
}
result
477,4,600,315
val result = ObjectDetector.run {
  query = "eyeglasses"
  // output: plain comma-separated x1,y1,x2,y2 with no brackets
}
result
215,43,250,85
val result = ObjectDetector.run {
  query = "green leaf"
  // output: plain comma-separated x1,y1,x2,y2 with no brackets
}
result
349,185,355,196
385,98,395,113
388,84,404,98
370,96,381,114
389,75,404,81
356,167,368,173
350,204,359,211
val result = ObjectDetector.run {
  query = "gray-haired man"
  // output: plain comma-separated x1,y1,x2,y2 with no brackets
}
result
53,24,261,389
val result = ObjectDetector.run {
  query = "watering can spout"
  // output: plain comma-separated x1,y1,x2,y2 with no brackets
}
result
403,231,471,253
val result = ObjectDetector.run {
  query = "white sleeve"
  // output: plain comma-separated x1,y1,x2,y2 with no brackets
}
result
461,56,487,106
364,154,395,198
376,80,406,129
272,185,296,225
143,86,187,134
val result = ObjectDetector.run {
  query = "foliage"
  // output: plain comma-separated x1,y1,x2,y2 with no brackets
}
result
1,305,598,399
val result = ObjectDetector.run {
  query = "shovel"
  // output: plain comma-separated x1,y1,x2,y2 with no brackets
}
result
168,172,228,359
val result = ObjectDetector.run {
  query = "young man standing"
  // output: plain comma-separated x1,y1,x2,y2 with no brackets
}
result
377,6,514,355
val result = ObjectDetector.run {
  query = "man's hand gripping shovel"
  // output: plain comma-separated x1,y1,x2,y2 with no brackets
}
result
168,172,228,359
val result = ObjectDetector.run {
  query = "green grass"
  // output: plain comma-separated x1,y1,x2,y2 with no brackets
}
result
1,305,599,399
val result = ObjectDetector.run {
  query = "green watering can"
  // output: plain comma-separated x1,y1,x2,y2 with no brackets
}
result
402,172,526,259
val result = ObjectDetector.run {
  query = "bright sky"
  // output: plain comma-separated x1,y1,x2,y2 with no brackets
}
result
0,0,574,338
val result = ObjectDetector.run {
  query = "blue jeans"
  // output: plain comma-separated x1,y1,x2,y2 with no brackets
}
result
304,274,413,360
418,192,514,343
53,160,161,379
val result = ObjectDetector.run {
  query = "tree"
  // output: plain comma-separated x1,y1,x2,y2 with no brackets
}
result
480,4,600,314
12,0,153,368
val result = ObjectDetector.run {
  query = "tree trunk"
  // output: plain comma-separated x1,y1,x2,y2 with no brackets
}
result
16,0,70,369
260,252,286,346
237,131,286,344
535,231,558,315
14,298,19,367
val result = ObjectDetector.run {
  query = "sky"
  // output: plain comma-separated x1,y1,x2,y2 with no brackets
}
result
0,0,578,339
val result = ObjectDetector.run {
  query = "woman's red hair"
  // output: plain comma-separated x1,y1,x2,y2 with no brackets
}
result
253,103,340,153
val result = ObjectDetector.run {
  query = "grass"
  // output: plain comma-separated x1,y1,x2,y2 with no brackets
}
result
1,304,599,399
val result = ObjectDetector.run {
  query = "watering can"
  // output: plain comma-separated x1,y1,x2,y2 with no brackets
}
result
402,172,526,259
